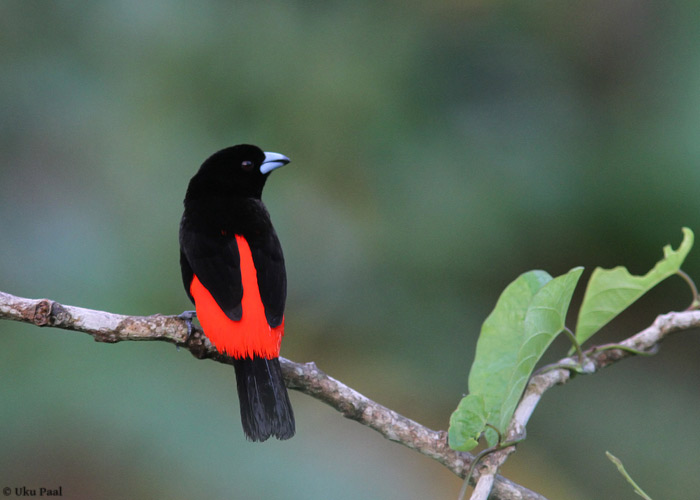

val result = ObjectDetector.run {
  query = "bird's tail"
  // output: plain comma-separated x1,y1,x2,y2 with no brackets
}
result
232,356,295,441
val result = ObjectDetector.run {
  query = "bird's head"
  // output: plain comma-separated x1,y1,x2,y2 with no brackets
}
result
187,144,290,199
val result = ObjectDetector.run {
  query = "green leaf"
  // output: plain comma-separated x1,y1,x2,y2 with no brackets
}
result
448,394,487,451
575,228,694,345
493,267,584,438
466,268,582,446
468,270,551,425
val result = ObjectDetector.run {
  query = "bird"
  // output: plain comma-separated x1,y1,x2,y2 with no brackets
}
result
179,144,295,441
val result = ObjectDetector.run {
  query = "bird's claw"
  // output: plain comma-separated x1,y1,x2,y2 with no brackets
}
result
178,310,197,342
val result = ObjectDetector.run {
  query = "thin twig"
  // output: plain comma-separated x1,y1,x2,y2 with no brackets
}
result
606,451,654,500
468,309,700,499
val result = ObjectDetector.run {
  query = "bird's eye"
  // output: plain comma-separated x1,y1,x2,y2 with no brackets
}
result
241,160,254,171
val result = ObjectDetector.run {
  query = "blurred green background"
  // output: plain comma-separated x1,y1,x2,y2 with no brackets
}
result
2,1,700,499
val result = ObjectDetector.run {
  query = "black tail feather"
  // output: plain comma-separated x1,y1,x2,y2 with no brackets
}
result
232,356,295,441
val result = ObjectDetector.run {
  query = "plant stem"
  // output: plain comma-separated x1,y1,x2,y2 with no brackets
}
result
677,269,700,310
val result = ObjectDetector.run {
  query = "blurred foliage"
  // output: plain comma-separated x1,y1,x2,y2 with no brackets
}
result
2,1,700,499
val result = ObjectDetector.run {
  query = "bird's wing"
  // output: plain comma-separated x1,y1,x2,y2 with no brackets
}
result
180,226,243,321
247,230,286,328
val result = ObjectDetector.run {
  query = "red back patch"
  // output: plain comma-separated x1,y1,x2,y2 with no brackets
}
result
189,235,284,359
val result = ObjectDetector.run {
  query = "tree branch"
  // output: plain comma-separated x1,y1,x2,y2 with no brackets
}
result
0,290,545,500
5,290,697,500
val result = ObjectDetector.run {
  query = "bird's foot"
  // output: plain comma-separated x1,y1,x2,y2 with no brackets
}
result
178,310,197,342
